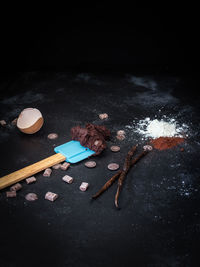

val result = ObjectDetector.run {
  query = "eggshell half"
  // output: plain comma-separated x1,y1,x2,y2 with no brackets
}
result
17,108,44,134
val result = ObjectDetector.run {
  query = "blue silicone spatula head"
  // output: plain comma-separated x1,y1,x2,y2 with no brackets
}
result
54,140,95,163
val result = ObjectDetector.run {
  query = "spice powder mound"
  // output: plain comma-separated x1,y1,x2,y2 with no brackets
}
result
151,137,185,150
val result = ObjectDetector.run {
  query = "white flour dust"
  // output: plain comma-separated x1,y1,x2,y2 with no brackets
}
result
126,117,189,139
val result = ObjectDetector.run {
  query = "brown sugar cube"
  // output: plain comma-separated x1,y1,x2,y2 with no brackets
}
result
45,192,58,202
79,182,89,192
60,162,70,170
62,175,74,184
6,191,17,198
52,164,61,169
10,183,22,192
26,176,37,184
0,120,6,126
99,113,108,120
43,168,52,177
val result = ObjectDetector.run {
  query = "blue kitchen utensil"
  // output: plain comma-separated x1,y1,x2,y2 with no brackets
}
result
0,140,95,190
54,140,95,163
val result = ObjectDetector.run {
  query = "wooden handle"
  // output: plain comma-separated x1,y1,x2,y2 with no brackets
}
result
0,153,66,190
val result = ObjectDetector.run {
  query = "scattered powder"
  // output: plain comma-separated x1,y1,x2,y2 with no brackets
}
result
127,117,189,139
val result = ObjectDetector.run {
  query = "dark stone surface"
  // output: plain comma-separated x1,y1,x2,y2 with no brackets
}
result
0,72,199,267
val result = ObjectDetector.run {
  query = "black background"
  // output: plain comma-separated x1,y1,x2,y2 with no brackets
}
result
0,6,198,74
0,6,200,267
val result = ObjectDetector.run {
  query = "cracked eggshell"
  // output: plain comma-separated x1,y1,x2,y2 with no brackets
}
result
17,108,44,134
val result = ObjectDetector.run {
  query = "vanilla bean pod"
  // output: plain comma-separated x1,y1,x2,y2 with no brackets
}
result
92,145,138,199
114,150,148,208
92,170,121,199
92,149,148,200
130,150,148,166
114,145,138,208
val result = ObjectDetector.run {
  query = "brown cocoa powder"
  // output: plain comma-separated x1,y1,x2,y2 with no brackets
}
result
151,137,185,150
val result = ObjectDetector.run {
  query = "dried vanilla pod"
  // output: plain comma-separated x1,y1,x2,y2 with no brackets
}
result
92,145,149,203
114,145,138,208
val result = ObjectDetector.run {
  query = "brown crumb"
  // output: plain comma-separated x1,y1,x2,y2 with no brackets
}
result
26,176,36,184
0,120,6,126
10,183,22,192
47,133,58,140
99,113,108,120
143,145,153,151
43,168,52,177
52,164,61,169
117,130,125,136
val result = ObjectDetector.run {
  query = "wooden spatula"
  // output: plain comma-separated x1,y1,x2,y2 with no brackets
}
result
0,140,95,190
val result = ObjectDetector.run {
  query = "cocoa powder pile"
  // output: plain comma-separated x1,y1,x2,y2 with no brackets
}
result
151,137,185,150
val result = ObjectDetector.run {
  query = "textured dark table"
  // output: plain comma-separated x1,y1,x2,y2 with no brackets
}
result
0,72,199,267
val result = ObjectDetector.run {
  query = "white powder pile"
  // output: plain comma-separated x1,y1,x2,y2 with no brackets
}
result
126,117,189,139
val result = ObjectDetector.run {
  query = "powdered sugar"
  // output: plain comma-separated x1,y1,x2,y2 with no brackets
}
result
126,117,189,139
